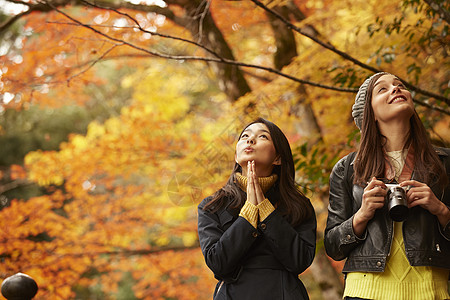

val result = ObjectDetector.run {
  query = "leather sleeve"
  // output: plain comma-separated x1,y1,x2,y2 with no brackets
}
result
197,198,258,281
324,154,366,261
259,207,317,275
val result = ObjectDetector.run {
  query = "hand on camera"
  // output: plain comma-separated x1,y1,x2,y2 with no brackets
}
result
399,180,445,216
353,177,387,236
358,177,387,221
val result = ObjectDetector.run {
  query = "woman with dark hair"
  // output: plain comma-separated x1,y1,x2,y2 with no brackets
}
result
324,72,450,299
198,118,316,300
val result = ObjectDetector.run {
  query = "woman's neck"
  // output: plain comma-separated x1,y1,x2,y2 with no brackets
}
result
377,119,410,152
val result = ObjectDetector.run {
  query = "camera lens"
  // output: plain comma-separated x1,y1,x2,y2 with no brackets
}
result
387,186,409,222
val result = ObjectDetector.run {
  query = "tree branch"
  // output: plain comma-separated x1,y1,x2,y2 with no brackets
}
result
249,0,380,73
43,1,358,93
0,11,29,34
423,0,450,24
0,1,55,34
76,0,222,59
79,0,185,26
4,0,32,5
43,2,449,114
0,0,184,34
249,0,450,106
0,178,33,195
64,42,123,86
4,0,448,112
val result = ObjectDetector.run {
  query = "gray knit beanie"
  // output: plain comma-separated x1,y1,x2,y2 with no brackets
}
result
352,72,390,130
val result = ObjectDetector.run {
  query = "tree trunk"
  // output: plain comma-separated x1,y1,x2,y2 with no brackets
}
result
267,3,344,298
181,1,252,101
266,2,322,144
290,86,322,143
309,247,344,300
266,4,298,70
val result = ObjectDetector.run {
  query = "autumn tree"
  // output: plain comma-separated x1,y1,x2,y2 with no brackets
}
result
0,0,448,299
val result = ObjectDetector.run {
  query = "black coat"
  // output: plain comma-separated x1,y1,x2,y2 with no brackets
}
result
197,185,317,300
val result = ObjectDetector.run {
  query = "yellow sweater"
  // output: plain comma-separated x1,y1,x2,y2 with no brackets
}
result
344,221,449,299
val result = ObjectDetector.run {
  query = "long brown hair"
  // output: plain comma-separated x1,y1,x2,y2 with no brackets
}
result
354,73,447,187
203,118,314,226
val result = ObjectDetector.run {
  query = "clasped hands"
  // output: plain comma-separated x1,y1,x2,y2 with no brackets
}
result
247,160,265,206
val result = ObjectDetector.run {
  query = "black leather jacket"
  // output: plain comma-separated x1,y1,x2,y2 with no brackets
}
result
324,147,450,273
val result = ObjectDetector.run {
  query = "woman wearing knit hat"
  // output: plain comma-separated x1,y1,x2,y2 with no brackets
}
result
324,72,450,299
198,117,316,299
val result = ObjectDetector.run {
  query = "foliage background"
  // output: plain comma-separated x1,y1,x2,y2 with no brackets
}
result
0,0,448,299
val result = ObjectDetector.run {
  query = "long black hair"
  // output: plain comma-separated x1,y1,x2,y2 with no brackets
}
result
203,118,314,226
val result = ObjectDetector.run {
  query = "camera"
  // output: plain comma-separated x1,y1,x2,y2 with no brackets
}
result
385,184,409,222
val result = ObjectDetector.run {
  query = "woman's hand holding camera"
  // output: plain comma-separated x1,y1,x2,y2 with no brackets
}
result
353,177,387,237
400,180,450,227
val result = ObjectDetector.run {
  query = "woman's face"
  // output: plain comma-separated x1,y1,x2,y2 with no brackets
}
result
235,123,280,175
370,74,414,126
